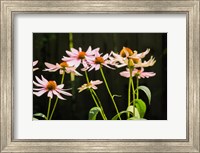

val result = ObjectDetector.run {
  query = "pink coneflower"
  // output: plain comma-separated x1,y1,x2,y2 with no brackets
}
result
33,60,39,71
88,51,114,71
78,80,103,93
33,75,72,100
120,68,156,79
62,46,99,69
44,61,82,76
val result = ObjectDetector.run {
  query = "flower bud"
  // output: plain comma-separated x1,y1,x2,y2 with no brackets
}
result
128,59,134,70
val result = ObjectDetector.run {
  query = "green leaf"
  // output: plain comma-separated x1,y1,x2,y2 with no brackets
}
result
33,117,39,120
134,107,140,118
138,86,151,104
126,106,140,119
33,113,47,120
88,107,101,120
127,105,134,113
135,99,146,118
112,110,131,120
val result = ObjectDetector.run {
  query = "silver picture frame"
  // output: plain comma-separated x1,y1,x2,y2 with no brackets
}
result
0,0,199,152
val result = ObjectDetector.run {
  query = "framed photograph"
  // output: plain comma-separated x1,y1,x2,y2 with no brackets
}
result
1,0,199,152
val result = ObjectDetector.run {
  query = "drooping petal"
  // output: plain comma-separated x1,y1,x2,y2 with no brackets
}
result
88,65,95,71
119,71,130,78
33,89,47,97
91,80,103,85
56,89,72,96
47,91,53,99
82,60,89,68
74,59,81,68
140,72,156,78
65,59,76,66
53,90,65,100
78,84,87,93
94,64,100,71
66,68,82,76
102,63,115,70
92,85,97,90
74,69,82,76
59,69,64,74
33,88,45,91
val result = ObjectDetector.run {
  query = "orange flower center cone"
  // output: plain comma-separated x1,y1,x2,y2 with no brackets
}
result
46,81,57,90
60,62,68,68
95,57,104,64
78,51,86,59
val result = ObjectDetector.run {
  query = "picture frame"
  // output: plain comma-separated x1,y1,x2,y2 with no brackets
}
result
0,0,199,152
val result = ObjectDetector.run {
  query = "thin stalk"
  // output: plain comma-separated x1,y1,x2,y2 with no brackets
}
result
69,33,74,83
90,90,106,120
127,69,133,119
91,89,107,120
61,72,65,84
47,97,52,120
49,72,65,120
84,71,106,120
131,75,135,117
69,33,73,49
84,71,89,83
136,76,139,99
99,67,121,120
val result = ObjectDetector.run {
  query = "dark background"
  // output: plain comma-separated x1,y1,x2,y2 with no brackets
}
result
33,33,167,120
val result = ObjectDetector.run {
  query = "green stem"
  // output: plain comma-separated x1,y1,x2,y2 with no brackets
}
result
99,67,121,120
84,71,106,120
131,74,135,117
127,69,133,119
90,89,106,120
136,76,139,99
49,72,65,120
91,89,107,120
47,97,52,120
61,72,65,84
69,33,73,49
84,71,90,83
49,98,58,120
69,33,75,84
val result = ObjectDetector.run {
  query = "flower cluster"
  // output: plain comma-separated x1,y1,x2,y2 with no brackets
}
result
33,46,156,120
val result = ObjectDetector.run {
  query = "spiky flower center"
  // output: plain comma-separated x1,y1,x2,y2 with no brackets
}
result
60,62,68,68
46,81,57,90
95,57,104,64
120,47,133,57
87,82,92,88
78,51,86,59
